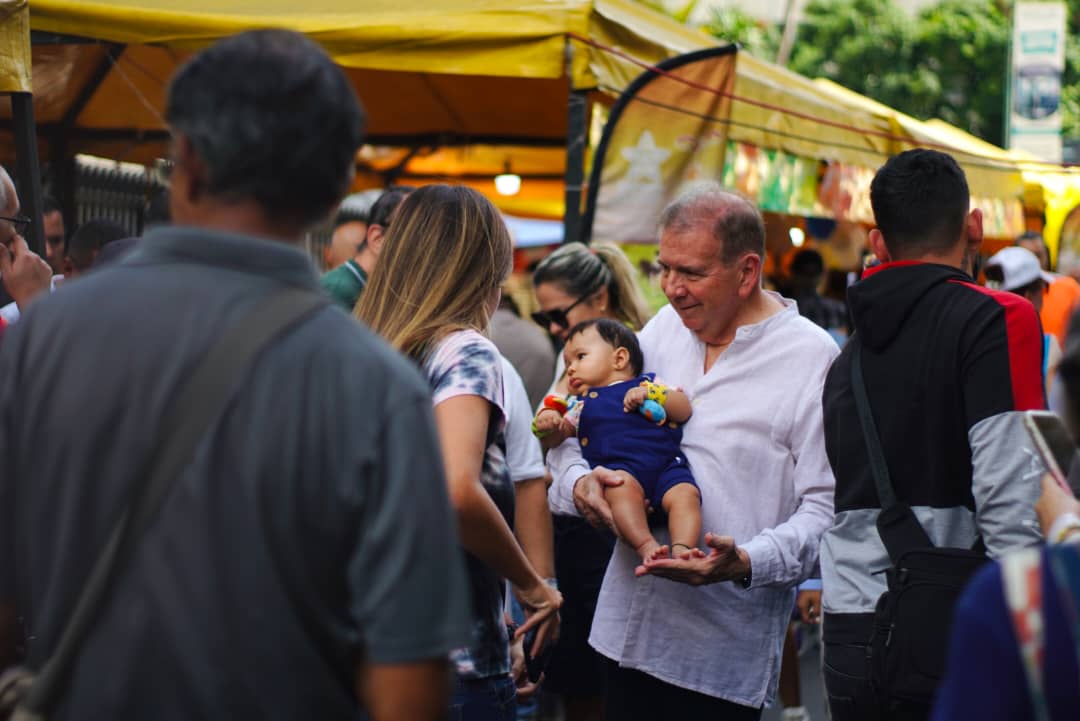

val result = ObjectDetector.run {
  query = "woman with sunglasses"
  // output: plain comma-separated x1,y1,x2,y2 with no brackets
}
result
357,184,562,721
532,242,650,348
529,241,650,721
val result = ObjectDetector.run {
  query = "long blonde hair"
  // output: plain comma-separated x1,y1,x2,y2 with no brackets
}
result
356,184,513,361
532,242,651,330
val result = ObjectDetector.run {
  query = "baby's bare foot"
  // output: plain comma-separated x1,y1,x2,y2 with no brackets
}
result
635,539,662,564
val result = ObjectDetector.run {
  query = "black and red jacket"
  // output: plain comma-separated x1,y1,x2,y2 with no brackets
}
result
820,261,1046,617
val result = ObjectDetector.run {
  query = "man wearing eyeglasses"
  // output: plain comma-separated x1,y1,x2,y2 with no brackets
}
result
0,166,54,333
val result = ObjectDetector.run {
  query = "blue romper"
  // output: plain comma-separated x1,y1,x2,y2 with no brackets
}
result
576,373,698,508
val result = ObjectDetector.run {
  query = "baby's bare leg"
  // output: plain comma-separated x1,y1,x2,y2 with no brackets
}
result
661,483,702,556
604,471,660,561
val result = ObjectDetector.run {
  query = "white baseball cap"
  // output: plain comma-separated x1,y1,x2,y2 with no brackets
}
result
984,246,1054,291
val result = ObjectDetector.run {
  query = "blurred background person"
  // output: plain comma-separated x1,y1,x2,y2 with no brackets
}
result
985,246,1062,398
781,247,849,346
324,207,367,271
63,218,128,280
321,185,411,312
490,292,555,410
41,194,66,277
1016,231,1080,348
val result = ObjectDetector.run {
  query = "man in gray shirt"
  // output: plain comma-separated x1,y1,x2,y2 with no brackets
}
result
0,30,468,721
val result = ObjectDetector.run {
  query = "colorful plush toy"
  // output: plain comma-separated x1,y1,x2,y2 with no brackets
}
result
640,398,666,424
532,394,583,438
638,380,669,424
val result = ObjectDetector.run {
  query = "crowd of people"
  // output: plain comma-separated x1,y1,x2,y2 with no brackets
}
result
1,27,1079,721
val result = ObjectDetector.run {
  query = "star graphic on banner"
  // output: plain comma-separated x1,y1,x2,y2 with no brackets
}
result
621,130,671,186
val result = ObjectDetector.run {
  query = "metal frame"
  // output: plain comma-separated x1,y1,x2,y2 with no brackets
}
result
11,93,44,255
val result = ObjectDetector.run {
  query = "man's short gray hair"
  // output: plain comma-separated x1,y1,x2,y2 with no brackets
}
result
658,182,766,265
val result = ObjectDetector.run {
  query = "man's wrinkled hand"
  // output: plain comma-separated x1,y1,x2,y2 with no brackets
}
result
635,532,750,586
573,466,624,531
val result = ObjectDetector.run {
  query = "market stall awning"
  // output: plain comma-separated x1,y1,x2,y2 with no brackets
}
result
21,0,712,157
0,0,29,93
9,0,1059,229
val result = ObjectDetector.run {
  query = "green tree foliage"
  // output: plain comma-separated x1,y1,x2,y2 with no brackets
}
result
1062,0,1080,138
904,0,1010,144
701,7,781,58
703,0,1077,149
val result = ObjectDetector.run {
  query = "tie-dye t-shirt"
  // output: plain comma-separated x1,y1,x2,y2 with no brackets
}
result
424,329,513,679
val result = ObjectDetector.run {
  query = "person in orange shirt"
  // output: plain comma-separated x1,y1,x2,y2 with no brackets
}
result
1017,231,1080,345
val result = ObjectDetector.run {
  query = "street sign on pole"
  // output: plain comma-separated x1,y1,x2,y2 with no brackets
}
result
1008,1,1067,162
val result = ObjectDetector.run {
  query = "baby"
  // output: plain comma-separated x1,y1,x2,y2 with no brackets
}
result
534,318,701,563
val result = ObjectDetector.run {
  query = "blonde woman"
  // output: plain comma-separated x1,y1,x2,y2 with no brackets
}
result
356,184,561,721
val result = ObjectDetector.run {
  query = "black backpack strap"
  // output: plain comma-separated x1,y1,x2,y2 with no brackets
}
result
849,341,934,563
18,287,327,720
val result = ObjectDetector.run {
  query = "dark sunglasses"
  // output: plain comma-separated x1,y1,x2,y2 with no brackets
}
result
531,294,590,330
0,215,31,237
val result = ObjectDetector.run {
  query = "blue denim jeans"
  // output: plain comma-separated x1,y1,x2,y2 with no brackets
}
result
450,674,517,721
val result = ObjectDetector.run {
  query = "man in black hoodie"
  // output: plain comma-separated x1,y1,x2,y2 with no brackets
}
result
819,149,1045,721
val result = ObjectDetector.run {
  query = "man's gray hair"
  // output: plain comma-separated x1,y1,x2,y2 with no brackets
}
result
658,182,766,265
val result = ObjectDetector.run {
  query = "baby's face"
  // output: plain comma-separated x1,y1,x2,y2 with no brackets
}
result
563,327,630,395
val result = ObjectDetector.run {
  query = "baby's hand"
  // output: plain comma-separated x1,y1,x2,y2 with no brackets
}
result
623,386,647,413
533,408,565,436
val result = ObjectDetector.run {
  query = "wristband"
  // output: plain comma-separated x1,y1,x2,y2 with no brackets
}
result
543,577,559,591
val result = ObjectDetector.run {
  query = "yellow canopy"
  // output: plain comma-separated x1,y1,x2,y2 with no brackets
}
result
25,0,711,153
0,0,29,93
16,0,1063,227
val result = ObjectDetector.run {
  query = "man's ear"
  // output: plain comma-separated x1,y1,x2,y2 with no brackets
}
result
171,133,209,209
965,208,984,256
366,224,385,255
737,252,763,298
613,346,630,371
868,229,892,263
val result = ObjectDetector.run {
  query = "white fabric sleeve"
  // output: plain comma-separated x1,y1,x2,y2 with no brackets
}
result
500,357,545,482
546,437,590,516
740,350,837,589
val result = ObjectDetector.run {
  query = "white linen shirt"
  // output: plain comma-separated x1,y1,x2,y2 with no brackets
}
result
548,296,838,708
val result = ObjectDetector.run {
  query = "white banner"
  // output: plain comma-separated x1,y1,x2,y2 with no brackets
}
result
1009,2,1067,161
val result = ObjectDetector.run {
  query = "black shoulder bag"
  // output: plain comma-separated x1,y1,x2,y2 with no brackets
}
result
0,287,327,721
850,341,988,709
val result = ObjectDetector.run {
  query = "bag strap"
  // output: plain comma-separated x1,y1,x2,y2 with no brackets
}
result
849,341,934,562
1002,548,1050,721
18,287,328,719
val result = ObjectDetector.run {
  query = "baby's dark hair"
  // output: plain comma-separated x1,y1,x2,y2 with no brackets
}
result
566,318,643,375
